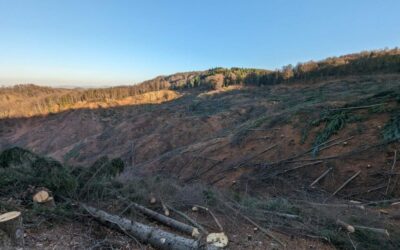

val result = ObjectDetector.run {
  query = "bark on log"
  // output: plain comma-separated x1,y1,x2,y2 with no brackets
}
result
167,205,209,234
129,202,200,237
336,219,355,233
355,225,389,237
81,204,219,250
0,211,24,247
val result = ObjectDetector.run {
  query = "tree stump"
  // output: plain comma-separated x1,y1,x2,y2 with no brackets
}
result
0,211,24,247
33,190,56,208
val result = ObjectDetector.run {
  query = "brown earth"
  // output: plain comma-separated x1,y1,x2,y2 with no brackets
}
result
1,74,400,249
1,74,399,198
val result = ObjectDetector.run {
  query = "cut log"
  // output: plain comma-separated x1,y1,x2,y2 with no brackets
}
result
278,161,323,176
160,199,170,217
355,225,389,237
0,211,24,247
81,204,220,250
332,170,361,196
309,167,333,187
336,219,355,233
167,205,209,234
128,201,200,238
305,202,365,210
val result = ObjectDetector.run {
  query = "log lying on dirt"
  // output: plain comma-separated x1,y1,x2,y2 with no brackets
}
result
33,190,56,208
355,225,390,237
81,204,220,250
336,219,355,233
331,170,361,197
309,167,333,187
336,219,389,236
128,201,200,238
0,211,24,247
167,205,209,234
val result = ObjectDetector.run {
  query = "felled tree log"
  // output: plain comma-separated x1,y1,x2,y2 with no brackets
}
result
128,201,200,237
167,205,209,234
336,219,355,233
332,170,361,196
81,204,219,250
0,211,24,247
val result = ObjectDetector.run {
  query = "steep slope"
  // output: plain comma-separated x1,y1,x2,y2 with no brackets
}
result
1,74,400,201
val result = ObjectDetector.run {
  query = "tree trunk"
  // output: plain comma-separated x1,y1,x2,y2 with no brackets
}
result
0,211,24,247
128,201,200,237
81,204,219,250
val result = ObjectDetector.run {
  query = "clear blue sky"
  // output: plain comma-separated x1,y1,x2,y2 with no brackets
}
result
0,0,399,87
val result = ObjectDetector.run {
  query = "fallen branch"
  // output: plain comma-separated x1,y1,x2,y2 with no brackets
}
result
220,201,285,247
343,185,386,198
386,150,397,195
303,202,365,210
329,103,386,111
309,167,333,187
331,171,361,197
81,204,219,250
160,198,170,217
193,205,223,232
235,144,278,169
277,161,323,175
269,137,340,166
317,136,354,152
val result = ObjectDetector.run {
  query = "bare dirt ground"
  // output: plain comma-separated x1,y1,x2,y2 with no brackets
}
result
1,74,400,249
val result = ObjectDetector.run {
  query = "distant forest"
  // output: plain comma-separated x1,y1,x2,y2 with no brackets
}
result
1,48,400,118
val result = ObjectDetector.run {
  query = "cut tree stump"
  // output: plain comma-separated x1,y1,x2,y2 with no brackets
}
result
0,211,24,247
33,190,56,208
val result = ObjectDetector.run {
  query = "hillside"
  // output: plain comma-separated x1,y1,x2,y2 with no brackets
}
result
1,48,399,119
1,49,400,249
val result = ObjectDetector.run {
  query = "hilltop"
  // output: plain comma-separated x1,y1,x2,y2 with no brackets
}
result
1,48,399,119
